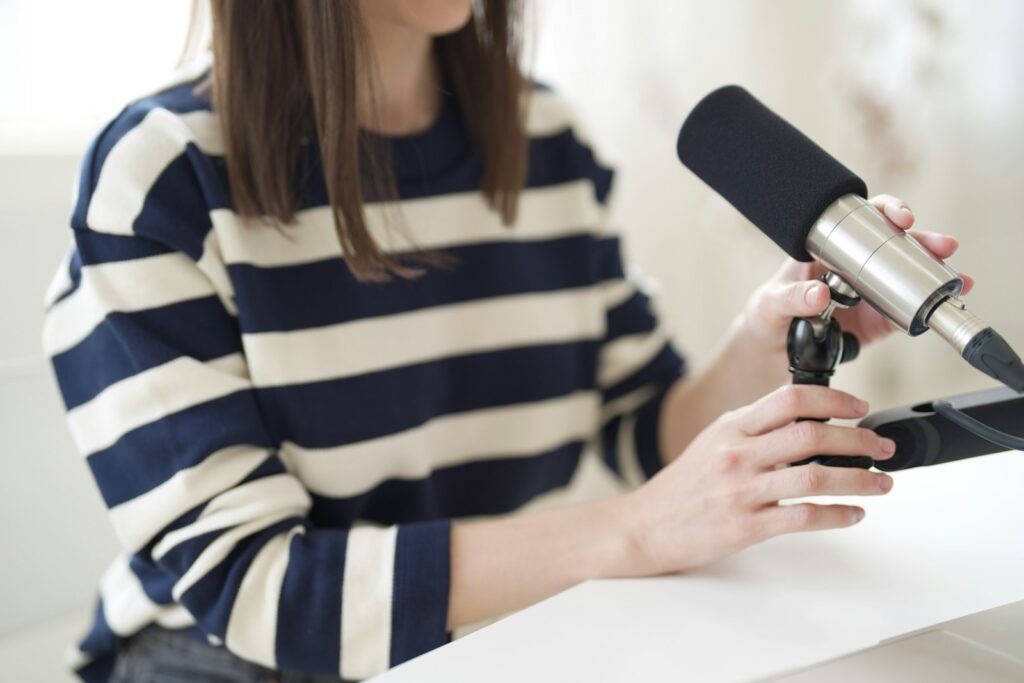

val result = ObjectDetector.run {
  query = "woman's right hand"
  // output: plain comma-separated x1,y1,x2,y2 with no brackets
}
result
618,385,896,577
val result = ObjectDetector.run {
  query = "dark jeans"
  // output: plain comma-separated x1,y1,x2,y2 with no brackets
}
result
110,625,347,683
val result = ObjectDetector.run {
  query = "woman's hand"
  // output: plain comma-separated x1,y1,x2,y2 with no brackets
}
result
656,196,973,482
740,195,974,357
623,384,895,576
450,386,895,626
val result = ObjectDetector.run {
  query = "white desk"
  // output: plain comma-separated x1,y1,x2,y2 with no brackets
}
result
374,451,1024,682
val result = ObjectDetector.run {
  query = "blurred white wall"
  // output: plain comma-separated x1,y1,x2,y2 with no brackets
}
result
531,0,1024,407
1,1,1022,675
0,0,192,652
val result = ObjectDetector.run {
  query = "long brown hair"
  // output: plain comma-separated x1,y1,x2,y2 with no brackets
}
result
199,0,527,281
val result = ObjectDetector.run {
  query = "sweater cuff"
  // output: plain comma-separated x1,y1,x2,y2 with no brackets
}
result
634,385,674,480
389,519,452,667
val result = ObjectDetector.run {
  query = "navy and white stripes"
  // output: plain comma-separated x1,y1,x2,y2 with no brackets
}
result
44,69,685,682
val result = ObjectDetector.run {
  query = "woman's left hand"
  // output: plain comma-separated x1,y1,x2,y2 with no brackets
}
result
740,194,975,357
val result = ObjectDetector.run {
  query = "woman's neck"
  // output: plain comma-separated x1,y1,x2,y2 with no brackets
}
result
358,19,441,135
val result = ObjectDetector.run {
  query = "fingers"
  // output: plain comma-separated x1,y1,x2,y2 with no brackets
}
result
755,464,893,504
749,268,830,334
869,199,968,284
758,503,865,538
870,194,915,229
737,385,869,435
906,232,973,294
912,230,958,259
961,273,975,295
754,421,896,468
773,280,831,320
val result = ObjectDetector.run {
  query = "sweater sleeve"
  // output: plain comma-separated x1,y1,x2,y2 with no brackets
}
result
594,230,687,483
43,106,449,680
557,107,686,484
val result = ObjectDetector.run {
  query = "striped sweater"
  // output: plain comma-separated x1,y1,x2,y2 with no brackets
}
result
42,65,685,682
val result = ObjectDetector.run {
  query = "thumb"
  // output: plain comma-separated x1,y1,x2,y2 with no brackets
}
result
753,279,831,336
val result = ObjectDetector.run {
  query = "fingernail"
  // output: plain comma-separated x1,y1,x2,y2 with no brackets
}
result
877,474,893,492
855,399,870,415
855,508,866,522
880,438,896,456
805,284,825,306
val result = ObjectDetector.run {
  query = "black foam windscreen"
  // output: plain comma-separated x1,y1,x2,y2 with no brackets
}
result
677,85,868,262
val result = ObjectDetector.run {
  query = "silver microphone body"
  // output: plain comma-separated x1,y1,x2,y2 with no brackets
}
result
807,194,975,351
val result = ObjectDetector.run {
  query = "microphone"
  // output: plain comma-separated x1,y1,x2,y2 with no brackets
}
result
676,85,1024,394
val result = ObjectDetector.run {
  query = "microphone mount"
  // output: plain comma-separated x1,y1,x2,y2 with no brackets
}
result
787,271,873,469
785,271,1023,470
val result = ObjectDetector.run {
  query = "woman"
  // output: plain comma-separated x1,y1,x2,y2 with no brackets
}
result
43,1,970,681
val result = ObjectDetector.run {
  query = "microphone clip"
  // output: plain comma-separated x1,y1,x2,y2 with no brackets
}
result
787,272,861,384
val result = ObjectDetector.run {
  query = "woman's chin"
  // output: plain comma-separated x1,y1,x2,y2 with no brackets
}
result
365,0,475,37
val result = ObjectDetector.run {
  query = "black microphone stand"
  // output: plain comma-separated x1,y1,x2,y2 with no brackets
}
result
787,273,1023,471
788,272,872,469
